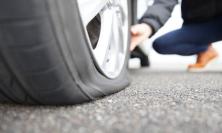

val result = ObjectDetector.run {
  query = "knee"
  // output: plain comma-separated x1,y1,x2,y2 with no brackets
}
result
153,37,168,54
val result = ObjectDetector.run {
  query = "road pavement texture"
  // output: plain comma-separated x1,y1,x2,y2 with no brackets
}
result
0,68,222,133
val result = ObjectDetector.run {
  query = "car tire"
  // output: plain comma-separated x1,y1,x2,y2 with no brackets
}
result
0,0,131,105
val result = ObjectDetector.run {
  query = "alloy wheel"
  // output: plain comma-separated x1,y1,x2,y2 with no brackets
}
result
77,0,129,79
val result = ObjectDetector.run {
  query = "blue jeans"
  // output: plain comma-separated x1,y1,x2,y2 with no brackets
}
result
153,16,222,56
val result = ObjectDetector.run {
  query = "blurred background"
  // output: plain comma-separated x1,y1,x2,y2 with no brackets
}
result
130,0,222,71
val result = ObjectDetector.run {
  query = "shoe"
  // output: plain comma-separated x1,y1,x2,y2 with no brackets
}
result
188,45,219,72
130,46,150,67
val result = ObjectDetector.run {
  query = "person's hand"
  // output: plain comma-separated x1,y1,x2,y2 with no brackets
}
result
130,23,153,51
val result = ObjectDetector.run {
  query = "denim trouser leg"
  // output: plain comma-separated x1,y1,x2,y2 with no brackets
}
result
153,16,222,56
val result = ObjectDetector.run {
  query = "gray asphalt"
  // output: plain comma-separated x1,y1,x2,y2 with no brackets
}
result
1,69,222,133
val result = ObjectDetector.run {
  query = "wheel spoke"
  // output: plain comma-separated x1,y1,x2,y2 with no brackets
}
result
93,10,113,66
77,0,109,26
102,13,122,70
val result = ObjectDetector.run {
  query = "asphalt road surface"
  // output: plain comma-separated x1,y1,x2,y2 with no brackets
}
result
0,68,222,133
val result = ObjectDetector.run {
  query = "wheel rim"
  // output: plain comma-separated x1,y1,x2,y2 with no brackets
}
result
77,0,129,79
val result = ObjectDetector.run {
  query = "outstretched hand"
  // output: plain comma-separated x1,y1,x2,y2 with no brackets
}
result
130,23,153,51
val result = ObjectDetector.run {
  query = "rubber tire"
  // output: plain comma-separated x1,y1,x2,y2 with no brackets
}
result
0,0,130,105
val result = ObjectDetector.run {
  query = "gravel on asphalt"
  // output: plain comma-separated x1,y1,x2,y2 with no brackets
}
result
0,69,222,133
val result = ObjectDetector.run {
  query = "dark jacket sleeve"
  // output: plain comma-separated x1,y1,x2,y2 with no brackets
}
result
139,0,178,35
